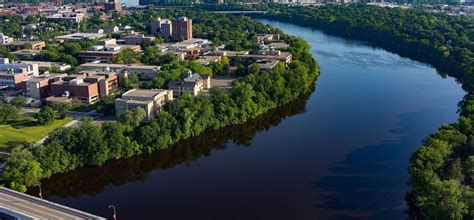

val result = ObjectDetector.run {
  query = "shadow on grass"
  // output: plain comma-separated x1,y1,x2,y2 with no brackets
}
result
11,120,39,129
2,141,30,151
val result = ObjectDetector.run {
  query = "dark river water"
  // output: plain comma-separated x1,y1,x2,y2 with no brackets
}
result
35,20,465,219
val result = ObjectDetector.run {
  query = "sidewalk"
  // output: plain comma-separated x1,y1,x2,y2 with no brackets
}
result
32,119,80,147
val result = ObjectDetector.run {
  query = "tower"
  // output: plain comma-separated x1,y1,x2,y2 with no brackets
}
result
172,17,192,42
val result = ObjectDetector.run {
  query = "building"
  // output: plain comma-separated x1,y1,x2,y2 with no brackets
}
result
4,40,45,50
22,73,66,100
120,31,156,47
54,32,106,43
167,72,210,98
87,28,104,34
16,60,71,71
11,49,42,59
150,18,172,38
154,38,213,60
79,62,160,80
150,18,162,35
104,26,120,33
47,12,85,23
195,55,221,66
215,49,292,64
253,34,281,44
253,59,280,71
0,33,13,45
77,44,141,63
0,58,39,77
50,75,100,105
98,38,117,46
160,20,172,38
81,70,119,98
115,89,173,119
104,0,122,12
172,17,192,42
0,69,28,90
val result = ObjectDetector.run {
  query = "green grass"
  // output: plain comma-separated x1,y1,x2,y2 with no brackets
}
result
0,117,73,151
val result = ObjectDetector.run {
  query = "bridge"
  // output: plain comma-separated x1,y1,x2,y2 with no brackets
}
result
0,187,105,219
210,10,268,15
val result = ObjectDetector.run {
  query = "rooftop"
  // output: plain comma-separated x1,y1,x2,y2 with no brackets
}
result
54,33,106,41
79,62,159,70
122,89,168,98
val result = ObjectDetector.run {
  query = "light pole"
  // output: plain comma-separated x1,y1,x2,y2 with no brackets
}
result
37,184,42,199
107,205,117,220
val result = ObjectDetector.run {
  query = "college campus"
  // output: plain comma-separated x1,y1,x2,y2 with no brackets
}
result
0,0,473,218
0,0,300,218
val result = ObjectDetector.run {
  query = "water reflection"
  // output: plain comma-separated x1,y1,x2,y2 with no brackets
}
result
312,108,453,220
33,91,312,199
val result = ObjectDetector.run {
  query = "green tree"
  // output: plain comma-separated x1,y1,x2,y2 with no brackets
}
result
120,75,139,90
115,48,141,64
10,96,27,108
422,180,466,220
35,106,56,125
96,95,116,115
2,146,43,192
51,103,69,119
0,103,19,124
102,122,140,159
249,64,261,75
444,158,465,183
466,156,474,184
118,108,147,128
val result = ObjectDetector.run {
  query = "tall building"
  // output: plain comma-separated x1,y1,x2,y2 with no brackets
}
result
161,20,172,38
172,17,192,42
150,18,172,38
99,0,122,12
150,18,162,35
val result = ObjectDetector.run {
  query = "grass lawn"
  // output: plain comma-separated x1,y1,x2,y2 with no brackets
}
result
0,117,73,151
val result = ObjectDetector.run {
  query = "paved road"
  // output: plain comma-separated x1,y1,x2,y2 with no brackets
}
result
0,187,105,219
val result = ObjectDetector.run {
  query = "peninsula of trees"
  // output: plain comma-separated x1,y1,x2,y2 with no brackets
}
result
0,10,319,192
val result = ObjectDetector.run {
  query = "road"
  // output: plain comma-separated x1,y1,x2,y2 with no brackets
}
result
0,187,105,219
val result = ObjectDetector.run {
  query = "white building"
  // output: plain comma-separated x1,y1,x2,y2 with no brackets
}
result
0,58,39,77
0,33,13,45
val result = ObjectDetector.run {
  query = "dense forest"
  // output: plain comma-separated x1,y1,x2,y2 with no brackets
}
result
1,10,320,193
258,4,474,219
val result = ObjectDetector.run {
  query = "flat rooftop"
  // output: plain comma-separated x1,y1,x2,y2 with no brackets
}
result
79,62,159,70
16,60,71,68
122,89,168,98
54,33,106,40
0,187,105,219
11,49,42,56
24,73,66,82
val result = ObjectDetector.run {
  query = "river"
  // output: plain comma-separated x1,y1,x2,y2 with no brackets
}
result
34,20,465,219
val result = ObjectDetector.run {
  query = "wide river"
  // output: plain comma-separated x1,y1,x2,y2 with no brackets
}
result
36,20,465,219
